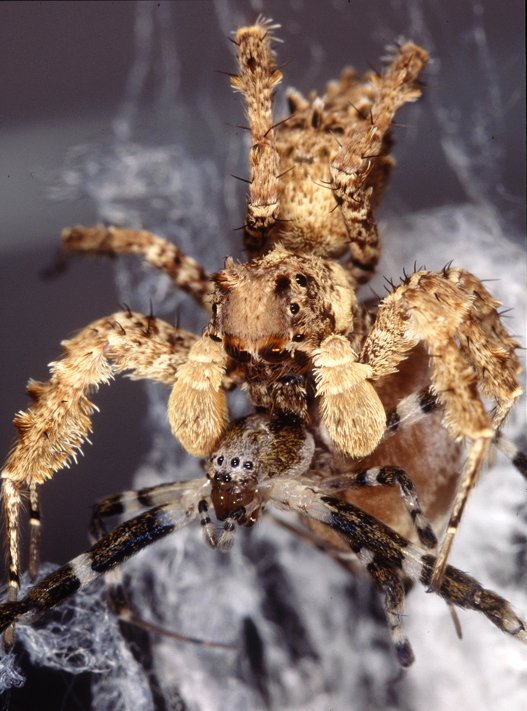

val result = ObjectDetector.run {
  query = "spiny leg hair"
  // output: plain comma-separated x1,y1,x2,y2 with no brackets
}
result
61,225,213,312
1,310,197,637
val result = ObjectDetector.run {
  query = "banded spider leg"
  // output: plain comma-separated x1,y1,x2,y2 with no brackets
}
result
1,414,525,669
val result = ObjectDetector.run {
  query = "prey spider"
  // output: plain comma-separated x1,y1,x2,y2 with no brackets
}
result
1,17,526,673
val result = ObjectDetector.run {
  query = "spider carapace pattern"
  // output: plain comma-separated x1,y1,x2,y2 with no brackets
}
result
1,19,526,669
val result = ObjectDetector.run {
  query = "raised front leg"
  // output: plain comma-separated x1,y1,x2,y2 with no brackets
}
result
60,225,213,311
230,20,282,246
330,42,428,283
360,267,523,586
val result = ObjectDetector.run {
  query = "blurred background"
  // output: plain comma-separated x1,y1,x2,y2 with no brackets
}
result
0,1,525,709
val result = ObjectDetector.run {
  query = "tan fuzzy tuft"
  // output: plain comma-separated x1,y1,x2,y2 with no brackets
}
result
313,335,386,456
168,336,228,456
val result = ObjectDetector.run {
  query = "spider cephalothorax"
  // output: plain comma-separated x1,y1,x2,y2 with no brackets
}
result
211,245,357,360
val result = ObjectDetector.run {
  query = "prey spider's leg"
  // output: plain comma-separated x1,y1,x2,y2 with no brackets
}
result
28,482,41,581
318,496,527,645
322,466,437,548
383,387,527,479
330,43,428,284
384,386,439,437
86,481,230,649
60,226,213,312
269,482,526,659
1,311,196,644
0,501,198,636
494,432,527,479
359,552,414,667
231,20,282,246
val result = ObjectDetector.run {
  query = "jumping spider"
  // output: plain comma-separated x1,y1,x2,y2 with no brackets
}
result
1,19,525,670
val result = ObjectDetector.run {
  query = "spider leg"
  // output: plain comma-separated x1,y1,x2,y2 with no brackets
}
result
28,482,41,581
359,552,414,667
322,466,437,548
60,225,212,311
383,386,527,479
360,267,523,587
330,42,428,284
269,482,526,664
1,311,196,644
87,480,213,649
231,20,282,246
0,498,199,636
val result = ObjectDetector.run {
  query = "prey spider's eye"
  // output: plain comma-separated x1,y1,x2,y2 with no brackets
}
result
217,456,224,465
290,303,300,315
295,273,308,287
231,457,240,468
243,461,254,470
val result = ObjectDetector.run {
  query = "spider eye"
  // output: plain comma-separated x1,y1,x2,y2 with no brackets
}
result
217,456,224,465
290,303,300,314
244,461,254,470
212,303,218,315
292,334,304,342
295,274,308,287
231,458,240,468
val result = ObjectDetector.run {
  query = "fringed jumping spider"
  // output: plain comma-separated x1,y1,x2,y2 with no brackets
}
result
1,18,526,669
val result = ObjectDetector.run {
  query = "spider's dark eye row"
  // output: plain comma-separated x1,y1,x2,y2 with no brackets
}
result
231,457,240,467
290,303,300,314
295,273,308,286
217,456,224,465
243,461,254,470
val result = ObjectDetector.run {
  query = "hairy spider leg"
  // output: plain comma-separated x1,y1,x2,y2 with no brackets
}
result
330,42,428,283
60,225,213,312
358,267,522,588
231,20,282,242
1,311,196,646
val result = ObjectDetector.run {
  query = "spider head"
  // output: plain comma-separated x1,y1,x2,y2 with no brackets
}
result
209,245,356,363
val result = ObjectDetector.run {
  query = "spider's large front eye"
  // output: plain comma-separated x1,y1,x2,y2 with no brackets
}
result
295,273,308,287
217,456,224,465
231,458,240,468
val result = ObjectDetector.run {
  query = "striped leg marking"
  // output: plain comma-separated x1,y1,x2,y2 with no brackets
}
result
0,503,195,635
319,496,527,645
28,482,41,581
359,550,414,667
322,466,437,548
